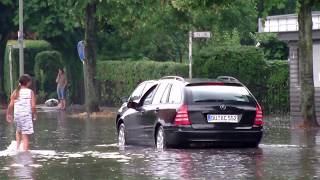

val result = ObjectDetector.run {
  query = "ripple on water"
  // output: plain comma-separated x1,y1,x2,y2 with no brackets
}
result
259,144,305,148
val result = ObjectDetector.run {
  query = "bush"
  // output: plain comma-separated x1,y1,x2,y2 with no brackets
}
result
193,45,288,114
34,50,63,103
264,60,289,114
96,46,289,114
194,45,267,90
96,60,188,105
4,40,52,99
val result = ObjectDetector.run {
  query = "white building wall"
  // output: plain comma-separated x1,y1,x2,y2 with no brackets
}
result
314,43,320,87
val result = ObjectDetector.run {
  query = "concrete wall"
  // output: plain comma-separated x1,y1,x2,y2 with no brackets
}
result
289,42,320,127
313,43,320,87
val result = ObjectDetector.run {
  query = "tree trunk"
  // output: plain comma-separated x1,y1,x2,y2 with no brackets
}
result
298,0,318,127
84,2,100,113
0,33,9,106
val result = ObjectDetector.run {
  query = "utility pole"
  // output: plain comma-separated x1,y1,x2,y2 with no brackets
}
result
18,0,24,76
188,31,192,79
8,45,13,93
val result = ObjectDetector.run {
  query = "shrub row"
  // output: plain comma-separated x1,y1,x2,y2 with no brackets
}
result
96,60,188,105
97,46,289,114
34,50,64,103
4,40,85,105
4,40,52,98
193,46,289,114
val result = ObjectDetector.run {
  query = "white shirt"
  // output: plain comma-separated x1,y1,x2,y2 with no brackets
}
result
14,88,32,116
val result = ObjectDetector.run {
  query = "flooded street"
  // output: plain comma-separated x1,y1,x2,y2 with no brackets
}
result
1,111,320,179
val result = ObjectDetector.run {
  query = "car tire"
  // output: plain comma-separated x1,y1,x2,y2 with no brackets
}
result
118,123,126,148
156,126,166,149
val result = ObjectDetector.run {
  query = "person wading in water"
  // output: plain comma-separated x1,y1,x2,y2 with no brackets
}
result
56,68,68,110
6,74,37,151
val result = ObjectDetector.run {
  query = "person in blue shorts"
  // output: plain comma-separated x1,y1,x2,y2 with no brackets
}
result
56,68,68,110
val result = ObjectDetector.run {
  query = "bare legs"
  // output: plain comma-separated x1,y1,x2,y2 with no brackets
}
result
16,131,30,151
22,135,29,151
59,99,66,110
16,131,21,150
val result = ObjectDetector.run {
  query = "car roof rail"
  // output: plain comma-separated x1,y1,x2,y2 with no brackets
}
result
217,76,240,83
160,76,185,82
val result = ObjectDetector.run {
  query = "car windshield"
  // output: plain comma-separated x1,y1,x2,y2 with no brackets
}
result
187,85,254,103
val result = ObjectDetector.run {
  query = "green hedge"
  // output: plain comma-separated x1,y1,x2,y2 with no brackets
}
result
193,46,288,114
194,46,266,92
34,50,64,103
96,60,188,105
97,46,289,114
4,40,52,98
264,60,289,114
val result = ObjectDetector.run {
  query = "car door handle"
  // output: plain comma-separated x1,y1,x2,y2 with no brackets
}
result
155,107,160,113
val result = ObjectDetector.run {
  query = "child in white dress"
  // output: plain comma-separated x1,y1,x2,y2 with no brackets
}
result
6,74,37,151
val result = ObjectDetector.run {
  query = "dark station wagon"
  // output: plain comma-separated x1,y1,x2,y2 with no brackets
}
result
116,76,263,149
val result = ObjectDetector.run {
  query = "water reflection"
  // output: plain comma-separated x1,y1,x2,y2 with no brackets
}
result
3,112,320,179
120,147,264,179
8,152,35,179
294,129,320,179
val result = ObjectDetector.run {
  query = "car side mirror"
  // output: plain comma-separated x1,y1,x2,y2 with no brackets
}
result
127,101,138,109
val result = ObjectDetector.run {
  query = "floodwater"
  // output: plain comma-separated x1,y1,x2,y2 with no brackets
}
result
0,111,320,179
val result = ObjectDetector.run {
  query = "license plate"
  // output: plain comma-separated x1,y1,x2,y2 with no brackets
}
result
207,114,238,123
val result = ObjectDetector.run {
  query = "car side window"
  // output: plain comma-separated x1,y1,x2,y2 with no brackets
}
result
168,84,182,104
152,83,168,105
142,82,154,95
130,83,145,101
160,84,171,104
143,87,156,106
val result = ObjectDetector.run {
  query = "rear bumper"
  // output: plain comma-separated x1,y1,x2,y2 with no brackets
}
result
164,126,263,147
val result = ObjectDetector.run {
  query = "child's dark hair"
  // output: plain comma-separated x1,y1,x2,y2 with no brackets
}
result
14,74,32,99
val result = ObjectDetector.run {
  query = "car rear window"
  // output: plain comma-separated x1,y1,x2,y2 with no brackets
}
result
187,85,254,103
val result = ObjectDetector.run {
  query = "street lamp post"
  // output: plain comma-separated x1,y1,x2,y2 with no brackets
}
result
18,0,24,76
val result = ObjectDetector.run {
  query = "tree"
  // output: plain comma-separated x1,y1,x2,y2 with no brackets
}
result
0,0,16,102
298,0,317,127
263,0,319,127
84,1,100,112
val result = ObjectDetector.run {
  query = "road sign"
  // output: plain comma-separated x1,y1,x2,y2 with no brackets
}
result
77,41,85,62
193,31,212,38
188,31,212,79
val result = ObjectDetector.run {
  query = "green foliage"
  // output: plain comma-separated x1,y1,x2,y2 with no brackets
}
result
264,60,289,114
193,45,289,114
96,46,289,114
250,32,289,60
34,50,63,103
94,0,258,61
96,60,188,105
22,0,78,39
4,40,52,98
194,45,266,88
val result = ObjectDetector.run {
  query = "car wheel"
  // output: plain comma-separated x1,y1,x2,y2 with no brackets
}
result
156,126,166,149
118,123,126,148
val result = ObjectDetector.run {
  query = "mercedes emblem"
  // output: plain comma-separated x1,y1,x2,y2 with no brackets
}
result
220,104,227,110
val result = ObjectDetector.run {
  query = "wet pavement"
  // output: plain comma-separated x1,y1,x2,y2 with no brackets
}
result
0,111,320,179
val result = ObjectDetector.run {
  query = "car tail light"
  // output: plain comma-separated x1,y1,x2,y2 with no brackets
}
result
254,104,263,126
174,104,191,125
